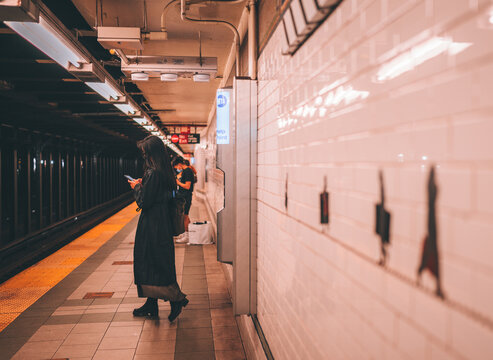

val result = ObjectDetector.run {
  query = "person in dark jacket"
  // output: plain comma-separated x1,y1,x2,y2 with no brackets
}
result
127,135,188,322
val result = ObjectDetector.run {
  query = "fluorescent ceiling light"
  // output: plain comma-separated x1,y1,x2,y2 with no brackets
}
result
131,72,149,81
151,131,160,136
5,14,86,68
133,117,149,125
143,125,156,131
85,79,122,101
161,73,178,81
114,103,137,115
193,73,210,82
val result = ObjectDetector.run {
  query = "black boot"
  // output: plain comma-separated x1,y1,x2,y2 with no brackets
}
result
133,297,158,318
168,298,189,322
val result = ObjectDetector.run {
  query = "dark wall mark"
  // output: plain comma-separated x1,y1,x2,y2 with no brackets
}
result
417,166,444,298
284,173,288,210
375,170,391,266
320,176,329,224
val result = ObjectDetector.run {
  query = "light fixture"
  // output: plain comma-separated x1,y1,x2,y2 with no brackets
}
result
5,14,87,69
132,117,149,125
192,73,210,82
161,73,178,82
143,125,156,131
85,79,122,101
114,103,137,115
151,131,160,136
131,72,149,81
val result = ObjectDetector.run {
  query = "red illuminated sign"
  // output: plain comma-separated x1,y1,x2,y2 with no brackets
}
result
167,134,200,144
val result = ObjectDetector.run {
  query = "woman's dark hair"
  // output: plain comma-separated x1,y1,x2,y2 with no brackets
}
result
137,135,176,190
172,157,185,167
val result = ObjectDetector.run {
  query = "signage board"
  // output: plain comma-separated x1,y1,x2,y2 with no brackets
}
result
168,133,200,144
216,89,231,144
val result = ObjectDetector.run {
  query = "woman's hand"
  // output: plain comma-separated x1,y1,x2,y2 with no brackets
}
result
128,178,142,189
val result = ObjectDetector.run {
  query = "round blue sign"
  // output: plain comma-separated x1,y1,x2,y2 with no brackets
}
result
217,94,227,108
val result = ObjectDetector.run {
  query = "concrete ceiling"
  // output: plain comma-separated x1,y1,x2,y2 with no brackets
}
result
71,0,246,153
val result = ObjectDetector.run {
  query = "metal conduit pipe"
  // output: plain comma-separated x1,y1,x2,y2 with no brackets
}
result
247,0,257,79
161,0,245,35
180,0,241,77
113,48,129,66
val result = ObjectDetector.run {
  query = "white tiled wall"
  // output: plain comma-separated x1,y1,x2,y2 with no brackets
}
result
256,0,493,359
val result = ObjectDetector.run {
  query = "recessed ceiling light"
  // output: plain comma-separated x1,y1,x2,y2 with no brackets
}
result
193,73,210,82
161,73,178,81
131,72,149,81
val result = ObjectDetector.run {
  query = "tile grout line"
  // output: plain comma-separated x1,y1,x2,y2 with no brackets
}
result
174,244,214,360
204,245,216,358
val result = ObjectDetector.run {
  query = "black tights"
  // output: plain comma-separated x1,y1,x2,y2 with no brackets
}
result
144,297,157,306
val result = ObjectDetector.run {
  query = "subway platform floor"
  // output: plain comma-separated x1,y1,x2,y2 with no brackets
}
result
0,199,245,360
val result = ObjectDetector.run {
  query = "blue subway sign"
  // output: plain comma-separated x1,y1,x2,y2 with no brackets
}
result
216,90,230,144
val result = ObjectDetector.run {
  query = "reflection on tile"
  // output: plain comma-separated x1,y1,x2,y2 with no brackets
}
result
174,351,215,360
62,331,104,345
133,354,174,360
177,317,212,329
29,324,74,341
212,326,240,340
104,325,142,338
215,349,247,360
70,322,110,334
92,348,135,360
53,343,98,358
99,335,139,350
135,340,175,355
177,327,213,340
13,339,63,360
140,329,177,341
214,337,244,351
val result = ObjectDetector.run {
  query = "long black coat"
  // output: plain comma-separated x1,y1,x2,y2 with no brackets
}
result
133,169,176,287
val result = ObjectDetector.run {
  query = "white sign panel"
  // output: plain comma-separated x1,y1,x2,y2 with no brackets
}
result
216,90,230,144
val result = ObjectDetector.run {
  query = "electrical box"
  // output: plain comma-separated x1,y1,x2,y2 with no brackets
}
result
0,0,38,22
97,27,143,50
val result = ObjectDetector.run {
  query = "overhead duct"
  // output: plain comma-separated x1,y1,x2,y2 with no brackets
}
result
121,56,218,80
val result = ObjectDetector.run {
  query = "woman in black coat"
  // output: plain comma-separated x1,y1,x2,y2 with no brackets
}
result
128,135,188,321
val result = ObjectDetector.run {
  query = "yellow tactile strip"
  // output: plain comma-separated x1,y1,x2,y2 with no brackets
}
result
0,202,138,333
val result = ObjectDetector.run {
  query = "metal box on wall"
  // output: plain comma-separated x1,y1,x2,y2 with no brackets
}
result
216,88,235,264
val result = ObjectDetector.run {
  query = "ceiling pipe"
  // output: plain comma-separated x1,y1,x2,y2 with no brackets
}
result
247,0,257,80
159,0,245,40
180,0,241,77
112,48,129,66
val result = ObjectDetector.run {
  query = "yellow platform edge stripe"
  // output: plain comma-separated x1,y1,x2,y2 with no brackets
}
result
0,202,139,332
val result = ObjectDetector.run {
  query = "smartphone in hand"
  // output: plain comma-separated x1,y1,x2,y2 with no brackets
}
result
124,175,135,181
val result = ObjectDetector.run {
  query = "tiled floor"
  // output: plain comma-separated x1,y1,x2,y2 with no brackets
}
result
0,199,246,360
